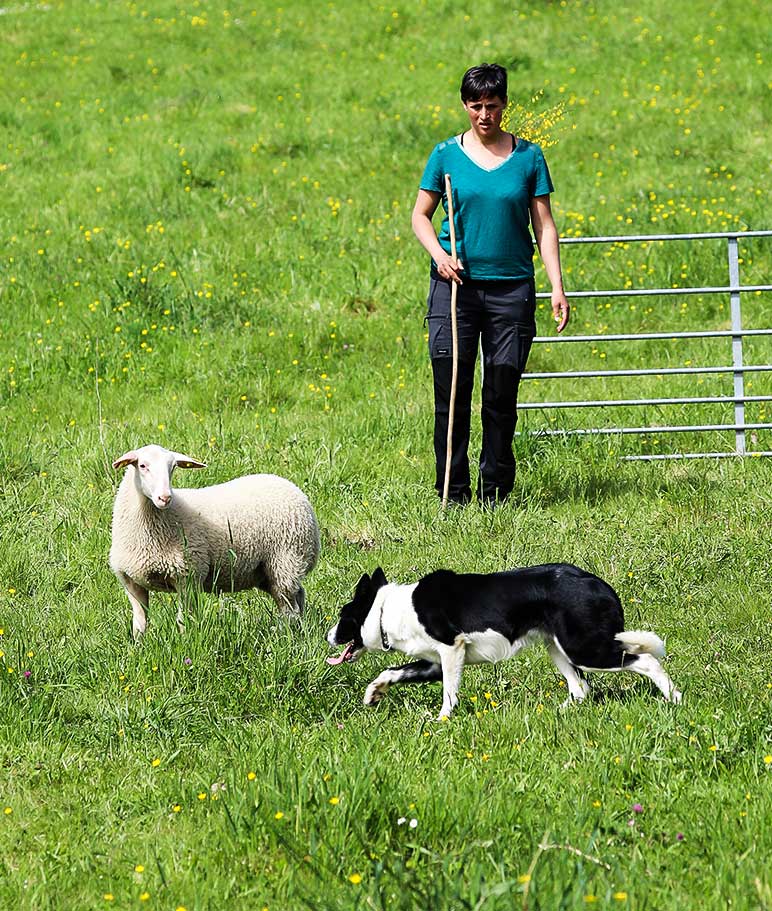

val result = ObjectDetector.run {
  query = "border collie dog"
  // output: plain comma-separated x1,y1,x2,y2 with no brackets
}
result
327,564,681,718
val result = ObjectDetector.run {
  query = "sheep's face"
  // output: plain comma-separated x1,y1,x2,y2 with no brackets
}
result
135,448,176,510
113,444,206,510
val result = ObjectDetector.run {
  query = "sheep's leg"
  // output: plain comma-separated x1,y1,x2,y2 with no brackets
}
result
117,572,150,640
291,585,306,615
270,589,303,617
176,569,207,634
264,563,305,617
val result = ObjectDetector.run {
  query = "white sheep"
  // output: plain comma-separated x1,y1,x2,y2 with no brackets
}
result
110,444,320,638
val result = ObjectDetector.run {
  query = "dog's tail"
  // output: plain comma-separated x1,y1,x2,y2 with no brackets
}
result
615,630,666,659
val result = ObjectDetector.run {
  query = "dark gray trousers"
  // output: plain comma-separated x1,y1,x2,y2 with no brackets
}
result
426,276,536,503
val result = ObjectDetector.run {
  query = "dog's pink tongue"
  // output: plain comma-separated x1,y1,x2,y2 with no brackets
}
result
326,643,353,666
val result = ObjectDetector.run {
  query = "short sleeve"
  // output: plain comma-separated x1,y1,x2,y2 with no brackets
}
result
419,144,445,194
530,145,555,197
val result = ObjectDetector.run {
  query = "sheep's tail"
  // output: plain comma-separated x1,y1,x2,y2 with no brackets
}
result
615,630,666,659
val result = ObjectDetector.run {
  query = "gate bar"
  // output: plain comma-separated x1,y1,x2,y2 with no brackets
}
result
535,284,772,300
533,328,772,344
556,229,772,244
622,451,772,461
527,365,772,380
521,422,772,436
519,394,772,410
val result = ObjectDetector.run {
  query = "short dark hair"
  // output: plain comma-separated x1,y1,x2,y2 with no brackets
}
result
460,63,507,103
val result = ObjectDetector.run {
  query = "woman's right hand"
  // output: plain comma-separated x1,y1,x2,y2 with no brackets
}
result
412,189,464,284
435,253,464,284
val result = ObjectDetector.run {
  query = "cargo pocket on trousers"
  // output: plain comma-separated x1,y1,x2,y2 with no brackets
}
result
490,325,534,373
513,327,535,374
425,280,452,359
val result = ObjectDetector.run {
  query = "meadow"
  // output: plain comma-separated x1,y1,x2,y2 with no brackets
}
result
1,0,771,908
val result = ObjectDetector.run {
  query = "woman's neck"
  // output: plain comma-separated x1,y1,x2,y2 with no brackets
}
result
471,127,504,148
463,129,515,164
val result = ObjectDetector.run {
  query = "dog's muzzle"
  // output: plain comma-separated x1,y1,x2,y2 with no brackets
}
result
326,625,363,665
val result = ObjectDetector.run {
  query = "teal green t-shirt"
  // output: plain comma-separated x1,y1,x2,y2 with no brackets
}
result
419,135,554,281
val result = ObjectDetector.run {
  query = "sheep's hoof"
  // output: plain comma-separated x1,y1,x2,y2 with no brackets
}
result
273,592,303,618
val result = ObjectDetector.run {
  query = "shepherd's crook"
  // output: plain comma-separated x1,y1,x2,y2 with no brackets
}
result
441,173,459,510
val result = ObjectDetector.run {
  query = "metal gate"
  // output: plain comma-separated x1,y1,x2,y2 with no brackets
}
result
521,229,772,460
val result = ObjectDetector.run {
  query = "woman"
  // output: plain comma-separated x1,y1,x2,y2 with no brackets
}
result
411,63,569,506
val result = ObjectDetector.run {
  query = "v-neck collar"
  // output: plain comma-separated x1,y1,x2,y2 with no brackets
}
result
455,133,517,173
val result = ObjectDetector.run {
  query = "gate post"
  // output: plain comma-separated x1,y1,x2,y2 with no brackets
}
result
727,235,746,454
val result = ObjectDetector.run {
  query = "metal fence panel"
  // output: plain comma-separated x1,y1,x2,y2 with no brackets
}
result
521,230,772,459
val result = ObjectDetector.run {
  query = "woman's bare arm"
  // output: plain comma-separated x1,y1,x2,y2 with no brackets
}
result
411,188,464,283
530,194,569,332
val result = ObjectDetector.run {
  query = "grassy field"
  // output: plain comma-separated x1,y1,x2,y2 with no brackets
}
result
2,0,772,908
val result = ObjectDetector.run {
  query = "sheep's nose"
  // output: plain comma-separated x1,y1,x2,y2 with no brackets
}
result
156,493,172,508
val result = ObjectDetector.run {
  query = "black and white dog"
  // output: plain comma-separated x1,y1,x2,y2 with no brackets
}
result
327,564,681,718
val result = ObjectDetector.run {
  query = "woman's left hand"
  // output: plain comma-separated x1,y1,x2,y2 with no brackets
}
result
552,291,570,333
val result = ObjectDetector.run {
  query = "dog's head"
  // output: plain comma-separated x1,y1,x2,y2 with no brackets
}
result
326,567,388,665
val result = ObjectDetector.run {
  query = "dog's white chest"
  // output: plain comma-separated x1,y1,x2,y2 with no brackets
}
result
463,630,540,665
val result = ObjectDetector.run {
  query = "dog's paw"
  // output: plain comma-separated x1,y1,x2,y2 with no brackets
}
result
560,686,590,709
364,681,389,706
669,689,683,705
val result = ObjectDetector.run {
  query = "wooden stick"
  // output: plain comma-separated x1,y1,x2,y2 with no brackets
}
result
441,173,459,509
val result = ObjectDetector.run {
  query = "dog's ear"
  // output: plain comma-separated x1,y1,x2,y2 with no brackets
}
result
371,567,388,589
353,572,371,599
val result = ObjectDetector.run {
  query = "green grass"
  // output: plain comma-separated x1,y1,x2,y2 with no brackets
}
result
1,0,772,908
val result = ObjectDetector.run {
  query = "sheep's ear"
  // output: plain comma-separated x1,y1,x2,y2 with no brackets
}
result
113,451,139,470
172,451,207,469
